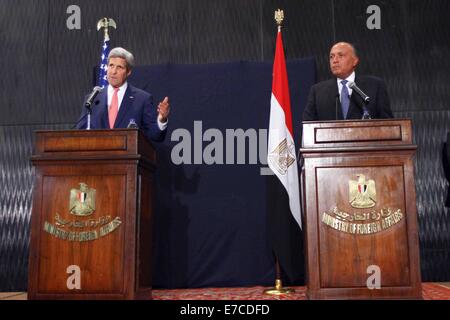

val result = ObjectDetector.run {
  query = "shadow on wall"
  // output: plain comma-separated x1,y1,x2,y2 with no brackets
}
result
152,142,199,288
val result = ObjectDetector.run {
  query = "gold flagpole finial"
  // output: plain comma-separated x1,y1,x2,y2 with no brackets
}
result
97,17,117,41
274,9,284,32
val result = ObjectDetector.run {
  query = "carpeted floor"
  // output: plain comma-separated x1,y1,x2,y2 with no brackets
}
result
152,283,450,300
153,285,307,300
1,283,449,300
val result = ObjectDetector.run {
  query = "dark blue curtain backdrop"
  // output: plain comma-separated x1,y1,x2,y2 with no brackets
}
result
126,59,316,288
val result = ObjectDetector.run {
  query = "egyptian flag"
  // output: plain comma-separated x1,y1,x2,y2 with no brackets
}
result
267,28,304,284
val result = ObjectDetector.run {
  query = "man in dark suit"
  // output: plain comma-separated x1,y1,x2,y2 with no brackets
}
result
302,42,393,121
76,47,170,142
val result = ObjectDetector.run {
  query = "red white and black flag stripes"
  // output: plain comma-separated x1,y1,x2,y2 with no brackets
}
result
266,28,304,284
267,29,301,229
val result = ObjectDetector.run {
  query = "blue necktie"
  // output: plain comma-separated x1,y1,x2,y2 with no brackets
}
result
340,80,350,119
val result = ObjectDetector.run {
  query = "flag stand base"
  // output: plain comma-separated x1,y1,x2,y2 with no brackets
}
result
264,279,295,295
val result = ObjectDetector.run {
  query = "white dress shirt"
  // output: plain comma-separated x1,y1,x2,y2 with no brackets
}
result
336,71,355,102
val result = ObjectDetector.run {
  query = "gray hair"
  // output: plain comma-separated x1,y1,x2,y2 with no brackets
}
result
108,47,135,70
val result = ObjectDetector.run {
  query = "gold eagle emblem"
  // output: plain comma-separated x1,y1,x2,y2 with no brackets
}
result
349,174,376,208
69,183,96,216
268,138,296,175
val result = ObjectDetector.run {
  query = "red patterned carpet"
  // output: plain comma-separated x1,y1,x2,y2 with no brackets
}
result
153,283,450,300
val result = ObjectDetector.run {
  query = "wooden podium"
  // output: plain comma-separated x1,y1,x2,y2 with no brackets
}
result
300,119,422,299
28,129,156,300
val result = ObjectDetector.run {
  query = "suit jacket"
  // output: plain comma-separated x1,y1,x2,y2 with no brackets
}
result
302,75,394,121
76,84,166,142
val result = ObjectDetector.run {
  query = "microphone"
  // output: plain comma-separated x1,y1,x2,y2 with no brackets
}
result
348,81,370,103
348,82,372,119
71,105,99,129
85,86,102,108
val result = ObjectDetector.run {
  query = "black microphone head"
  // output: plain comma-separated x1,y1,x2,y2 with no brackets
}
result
348,81,370,102
90,86,102,97
85,86,103,108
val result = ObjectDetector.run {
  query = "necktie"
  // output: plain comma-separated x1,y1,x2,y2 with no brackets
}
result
108,88,119,129
340,80,350,119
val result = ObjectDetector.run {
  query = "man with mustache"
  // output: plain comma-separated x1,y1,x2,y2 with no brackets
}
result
303,42,393,121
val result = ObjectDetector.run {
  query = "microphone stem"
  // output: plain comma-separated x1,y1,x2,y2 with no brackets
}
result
87,111,91,130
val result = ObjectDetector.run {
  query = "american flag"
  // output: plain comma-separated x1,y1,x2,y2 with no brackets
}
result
98,38,110,88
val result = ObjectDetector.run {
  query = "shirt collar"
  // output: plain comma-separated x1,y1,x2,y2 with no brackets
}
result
337,71,355,85
108,82,128,94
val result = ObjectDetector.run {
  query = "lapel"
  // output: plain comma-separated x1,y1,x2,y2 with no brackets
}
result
349,94,361,118
114,84,135,128
331,80,343,120
348,75,363,119
96,89,109,128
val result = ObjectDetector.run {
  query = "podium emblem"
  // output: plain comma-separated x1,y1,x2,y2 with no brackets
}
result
349,174,376,208
69,183,96,216
43,182,121,241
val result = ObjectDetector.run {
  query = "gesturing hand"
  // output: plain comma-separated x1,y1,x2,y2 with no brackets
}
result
157,96,170,123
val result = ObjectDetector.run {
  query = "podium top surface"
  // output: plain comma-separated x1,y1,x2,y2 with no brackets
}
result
301,118,414,150
31,129,156,165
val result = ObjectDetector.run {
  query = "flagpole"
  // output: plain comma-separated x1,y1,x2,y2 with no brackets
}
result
264,257,294,295
264,9,295,296
97,17,117,88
